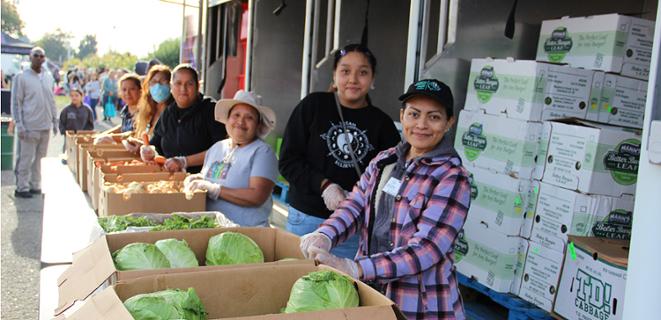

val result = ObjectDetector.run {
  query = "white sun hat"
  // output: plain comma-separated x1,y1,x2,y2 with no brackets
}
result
214,90,277,139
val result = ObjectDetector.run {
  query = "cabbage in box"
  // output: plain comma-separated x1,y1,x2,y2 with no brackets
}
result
466,167,532,236
536,14,654,80
529,181,634,253
554,236,628,320
465,58,603,121
591,74,647,129
455,110,543,179
536,119,641,197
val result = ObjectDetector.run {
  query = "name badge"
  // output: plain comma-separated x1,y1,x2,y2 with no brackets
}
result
383,177,402,196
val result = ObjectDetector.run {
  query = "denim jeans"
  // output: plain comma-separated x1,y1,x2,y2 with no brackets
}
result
286,206,360,259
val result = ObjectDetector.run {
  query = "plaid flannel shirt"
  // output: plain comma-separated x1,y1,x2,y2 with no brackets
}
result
318,145,471,319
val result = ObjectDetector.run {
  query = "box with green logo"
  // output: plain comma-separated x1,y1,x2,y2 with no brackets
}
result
466,167,532,236
529,181,634,253
518,240,565,312
465,58,603,121
536,119,641,197
455,110,543,179
588,74,647,129
536,14,654,81
510,237,529,296
554,236,629,320
454,216,522,293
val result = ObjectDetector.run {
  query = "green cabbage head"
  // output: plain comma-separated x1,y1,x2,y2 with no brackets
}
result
123,288,208,320
205,232,264,265
283,270,360,313
155,238,199,268
112,243,170,271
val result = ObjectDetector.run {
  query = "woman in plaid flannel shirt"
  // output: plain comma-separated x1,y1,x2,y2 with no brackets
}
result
301,79,471,319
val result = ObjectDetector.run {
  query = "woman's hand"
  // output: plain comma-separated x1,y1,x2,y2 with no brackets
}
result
122,137,143,154
94,135,115,145
164,156,187,172
299,232,331,259
186,179,221,200
312,248,361,279
321,183,347,210
140,145,156,162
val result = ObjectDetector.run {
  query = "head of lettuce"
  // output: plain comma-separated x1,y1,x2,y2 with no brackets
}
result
205,232,264,265
123,288,208,320
283,270,360,313
112,243,171,271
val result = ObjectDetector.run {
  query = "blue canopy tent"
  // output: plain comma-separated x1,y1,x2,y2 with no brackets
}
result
1,32,33,55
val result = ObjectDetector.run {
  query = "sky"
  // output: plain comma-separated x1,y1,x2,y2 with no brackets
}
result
15,0,186,57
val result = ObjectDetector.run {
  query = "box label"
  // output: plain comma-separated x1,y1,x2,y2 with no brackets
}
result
474,65,500,103
544,27,574,62
602,139,640,185
461,123,488,161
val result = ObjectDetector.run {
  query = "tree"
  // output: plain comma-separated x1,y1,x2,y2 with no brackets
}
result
1,0,24,37
63,51,137,72
36,29,73,64
77,35,98,59
149,38,180,68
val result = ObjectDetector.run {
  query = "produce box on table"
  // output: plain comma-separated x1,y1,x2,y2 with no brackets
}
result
54,227,306,315
65,130,95,173
97,172,205,216
78,146,134,192
58,263,405,320
90,161,164,211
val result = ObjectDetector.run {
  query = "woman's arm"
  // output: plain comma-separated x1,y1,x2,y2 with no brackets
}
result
358,166,471,282
218,177,275,207
183,150,206,168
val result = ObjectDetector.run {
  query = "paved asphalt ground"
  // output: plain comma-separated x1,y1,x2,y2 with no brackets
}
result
1,103,117,319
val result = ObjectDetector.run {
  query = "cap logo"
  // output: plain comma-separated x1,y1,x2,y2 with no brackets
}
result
414,80,441,92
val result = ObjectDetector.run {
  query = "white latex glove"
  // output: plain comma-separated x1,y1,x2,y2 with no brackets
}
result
184,173,204,186
321,183,346,211
94,135,115,145
186,179,221,200
164,156,187,172
122,139,141,154
299,232,332,259
312,248,360,279
140,145,156,162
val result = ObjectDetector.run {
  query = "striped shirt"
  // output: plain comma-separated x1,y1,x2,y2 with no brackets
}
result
317,140,471,319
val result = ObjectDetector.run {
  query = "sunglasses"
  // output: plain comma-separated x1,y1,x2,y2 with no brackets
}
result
32,54,45,58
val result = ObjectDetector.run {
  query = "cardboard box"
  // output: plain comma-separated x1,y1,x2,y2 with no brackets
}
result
65,131,95,173
591,74,647,129
536,14,654,80
520,180,541,239
55,227,307,315
554,236,629,320
518,240,565,312
90,163,164,211
78,146,133,192
83,146,136,193
60,263,404,320
529,182,634,252
465,58,603,121
535,119,641,197
454,110,543,179
466,167,532,236
98,172,206,216
454,217,521,293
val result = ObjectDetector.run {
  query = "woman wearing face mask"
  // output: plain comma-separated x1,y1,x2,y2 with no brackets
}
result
184,90,278,227
279,44,401,259
140,64,227,174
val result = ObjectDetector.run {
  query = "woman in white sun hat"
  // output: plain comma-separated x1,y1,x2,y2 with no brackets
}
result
184,90,278,227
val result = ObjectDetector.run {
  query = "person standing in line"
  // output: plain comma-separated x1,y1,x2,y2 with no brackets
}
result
84,72,101,121
279,44,401,259
101,70,118,121
59,87,94,151
10,47,58,198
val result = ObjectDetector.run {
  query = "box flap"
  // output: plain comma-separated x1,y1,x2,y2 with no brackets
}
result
568,235,629,268
103,172,187,183
62,286,133,320
56,236,117,315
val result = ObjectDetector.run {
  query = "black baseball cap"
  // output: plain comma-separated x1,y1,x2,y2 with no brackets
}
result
398,79,454,117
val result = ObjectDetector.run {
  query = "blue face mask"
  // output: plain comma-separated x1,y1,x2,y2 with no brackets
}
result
149,83,171,103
